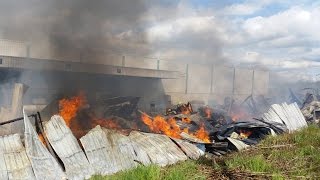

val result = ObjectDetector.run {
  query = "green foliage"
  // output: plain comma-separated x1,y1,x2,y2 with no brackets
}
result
91,160,206,180
226,155,274,172
91,126,320,179
220,125,320,179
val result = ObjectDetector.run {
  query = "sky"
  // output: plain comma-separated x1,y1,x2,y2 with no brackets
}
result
1,0,320,82
142,0,320,82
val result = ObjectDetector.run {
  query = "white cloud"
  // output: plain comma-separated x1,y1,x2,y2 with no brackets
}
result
223,0,276,15
242,7,320,42
146,16,217,42
143,2,320,82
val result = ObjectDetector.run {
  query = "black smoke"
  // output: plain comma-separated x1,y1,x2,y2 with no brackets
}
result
0,0,149,58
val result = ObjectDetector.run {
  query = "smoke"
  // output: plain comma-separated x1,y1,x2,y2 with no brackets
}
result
0,0,150,60
0,0,155,107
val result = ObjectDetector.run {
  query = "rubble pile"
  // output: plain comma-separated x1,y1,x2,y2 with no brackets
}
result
302,101,320,123
139,101,307,155
0,89,312,180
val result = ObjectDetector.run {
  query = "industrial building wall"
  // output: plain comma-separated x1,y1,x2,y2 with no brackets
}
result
0,39,270,106
160,61,270,105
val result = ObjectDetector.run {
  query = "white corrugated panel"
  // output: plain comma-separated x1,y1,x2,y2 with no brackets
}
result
0,134,35,180
80,126,137,175
146,133,188,164
128,131,187,167
44,115,94,180
23,111,66,180
171,138,204,160
0,148,8,179
263,102,307,132
227,138,250,151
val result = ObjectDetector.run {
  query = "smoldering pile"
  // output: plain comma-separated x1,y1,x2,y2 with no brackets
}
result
139,100,307,156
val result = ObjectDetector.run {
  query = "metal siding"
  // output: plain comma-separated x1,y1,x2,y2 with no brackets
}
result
23,111,66,180
0,134,35,180
171,138,204,160
80,126,137,175
263,103,307,132
44,115,94,180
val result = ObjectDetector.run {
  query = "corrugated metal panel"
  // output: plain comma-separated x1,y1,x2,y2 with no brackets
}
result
227,138,250,151
263,102,307,132
23,111,66,180
146,133,188,164
44,115,94,180
128,131,187,167
80,126,137,175
171,138,204,160
0,148,8,179
0,134,35,180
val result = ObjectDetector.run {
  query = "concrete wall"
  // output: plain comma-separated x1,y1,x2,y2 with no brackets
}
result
161,61,270,105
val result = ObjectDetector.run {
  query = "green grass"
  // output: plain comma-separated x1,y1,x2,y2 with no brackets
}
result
91,160,206,180
211,125,320,179
91,126,320,179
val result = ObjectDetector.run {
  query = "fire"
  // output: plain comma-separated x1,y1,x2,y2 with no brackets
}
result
231,109,250,122
181,109,191,115
182,117,191,123
141,113,181,138
141,113,211,143
183,128,189,134
92,118,120,129
193,124,210,143
38,134,46,146
204,107,212,118
239,129,252,139
59,93,86,127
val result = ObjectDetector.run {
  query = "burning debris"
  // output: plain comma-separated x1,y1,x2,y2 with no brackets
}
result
54,94,308,155
0,86,312,179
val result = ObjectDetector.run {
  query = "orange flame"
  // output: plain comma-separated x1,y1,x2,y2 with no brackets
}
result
59,93,86,127
38,134,46,146
182,117,191,124
193,124,210,143
183,128,189,134
239,129,252,139
141,113,181,138
141,113,210,142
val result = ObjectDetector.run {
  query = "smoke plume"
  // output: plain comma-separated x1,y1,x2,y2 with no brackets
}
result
0,0,150,60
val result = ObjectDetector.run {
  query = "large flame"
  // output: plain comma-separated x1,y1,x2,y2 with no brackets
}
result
141,113,181,138
141,113,210,143
59,93,86,127
58,94,210,143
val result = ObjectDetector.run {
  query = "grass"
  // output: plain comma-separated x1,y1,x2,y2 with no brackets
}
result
210,125,320,179
91,160,207,180
91,125,320,179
